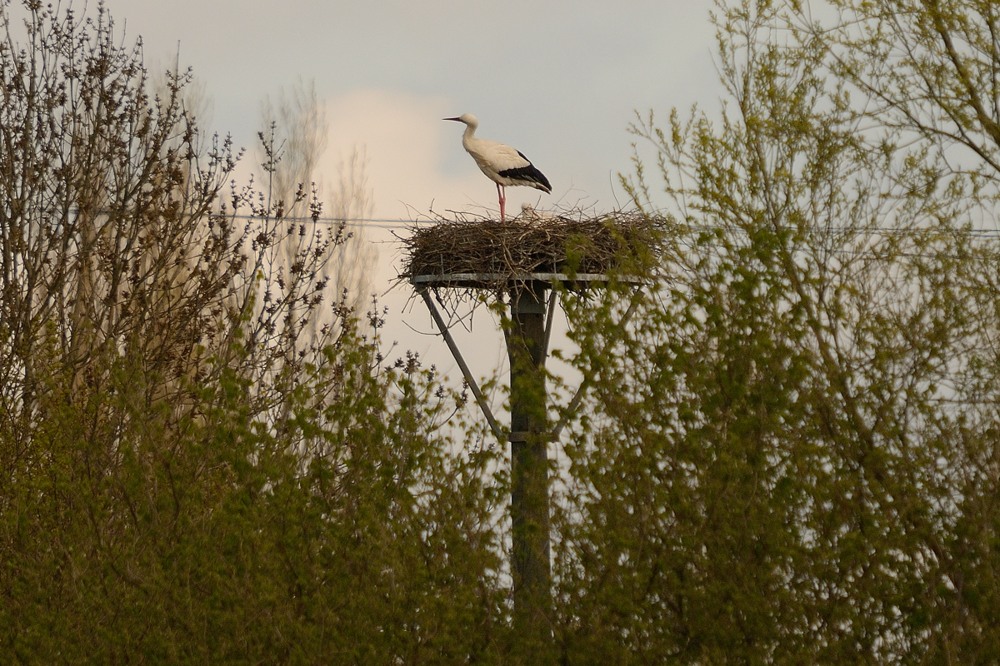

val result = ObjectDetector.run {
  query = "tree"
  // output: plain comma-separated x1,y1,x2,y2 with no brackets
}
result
785,1,1000,659
257,79,376,325
0,0,236,441
796,0,1000,177
551,0,1000,662
0,2,508,661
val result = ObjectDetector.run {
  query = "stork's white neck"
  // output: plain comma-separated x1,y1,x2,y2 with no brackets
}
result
461,122,481,151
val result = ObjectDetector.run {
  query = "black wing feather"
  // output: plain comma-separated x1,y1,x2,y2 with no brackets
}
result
499,152,551,193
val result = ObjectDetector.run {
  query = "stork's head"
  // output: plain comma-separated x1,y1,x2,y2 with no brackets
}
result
443,113,478,129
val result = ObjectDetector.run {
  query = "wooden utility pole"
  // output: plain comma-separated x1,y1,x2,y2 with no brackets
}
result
507,284,553,662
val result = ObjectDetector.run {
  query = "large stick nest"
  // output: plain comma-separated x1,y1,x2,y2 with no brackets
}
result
401,210,668,290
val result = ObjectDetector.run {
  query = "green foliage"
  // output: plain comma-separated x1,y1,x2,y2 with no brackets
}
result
0,1,508,662
555,0,1000,662
5,0,1000,662
2,326,509,662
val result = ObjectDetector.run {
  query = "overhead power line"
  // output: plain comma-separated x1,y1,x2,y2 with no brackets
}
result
31,208,1000,240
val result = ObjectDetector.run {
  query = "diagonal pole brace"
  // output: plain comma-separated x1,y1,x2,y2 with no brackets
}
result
417,286,505,442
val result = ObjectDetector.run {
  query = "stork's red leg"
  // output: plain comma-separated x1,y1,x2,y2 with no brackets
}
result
497,183,506,222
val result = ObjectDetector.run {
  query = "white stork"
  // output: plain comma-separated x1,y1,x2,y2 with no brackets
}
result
444,113,551,222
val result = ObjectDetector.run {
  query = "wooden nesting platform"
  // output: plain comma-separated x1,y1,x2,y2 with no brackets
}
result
401,212,666,290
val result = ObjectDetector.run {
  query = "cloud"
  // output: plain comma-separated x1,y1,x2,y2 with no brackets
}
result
323,90,469,219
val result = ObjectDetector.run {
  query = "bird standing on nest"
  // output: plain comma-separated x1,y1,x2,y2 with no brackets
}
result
444,113,551,222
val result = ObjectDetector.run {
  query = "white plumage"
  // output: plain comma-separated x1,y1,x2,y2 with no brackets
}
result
444,113,551,221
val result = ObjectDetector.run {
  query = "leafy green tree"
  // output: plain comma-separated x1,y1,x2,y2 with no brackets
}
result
0,2,509,662
552,0,1000,662
785,1,1000,659
798,0,1000,177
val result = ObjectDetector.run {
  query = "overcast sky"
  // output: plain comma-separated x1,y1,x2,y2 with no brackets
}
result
100,0,719,218
91,0,721,397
